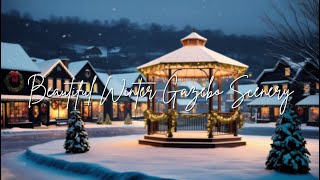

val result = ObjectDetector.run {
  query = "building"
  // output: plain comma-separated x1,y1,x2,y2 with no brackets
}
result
248,57,319,124
1,42,45,128
69,60,109,122
34,58,74,125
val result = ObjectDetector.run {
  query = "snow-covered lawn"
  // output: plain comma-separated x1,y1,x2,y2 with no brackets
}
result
27,135,319,180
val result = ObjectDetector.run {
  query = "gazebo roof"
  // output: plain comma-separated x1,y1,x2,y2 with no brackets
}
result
138,32,248,78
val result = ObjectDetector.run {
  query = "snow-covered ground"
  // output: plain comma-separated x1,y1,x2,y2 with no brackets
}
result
1,121,145,134
26,135,319,180
243,122,319,131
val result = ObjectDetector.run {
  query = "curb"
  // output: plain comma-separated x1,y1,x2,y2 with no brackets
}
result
24,148,170,180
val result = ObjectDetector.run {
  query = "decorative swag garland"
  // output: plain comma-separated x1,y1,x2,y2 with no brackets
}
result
144,109,243,138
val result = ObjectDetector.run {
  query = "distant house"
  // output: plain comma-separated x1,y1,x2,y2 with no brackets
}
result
83,46,108,58
34,58,74,125
248,57,319,124
225,84,257,113
1,42,44,128
69,60,109,122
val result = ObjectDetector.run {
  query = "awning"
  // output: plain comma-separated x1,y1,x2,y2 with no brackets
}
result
1,95,49,101
296,94,319,106
247,96,287,106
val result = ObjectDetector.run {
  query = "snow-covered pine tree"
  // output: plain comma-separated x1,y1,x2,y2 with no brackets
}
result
124,114,133,125
64,110,90,153
104,113,112,125
266,102,310,174
97,112,104,124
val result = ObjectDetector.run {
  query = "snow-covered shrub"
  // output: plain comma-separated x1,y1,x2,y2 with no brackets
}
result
124,114,133,125
97,113,104,124
104,113,112,125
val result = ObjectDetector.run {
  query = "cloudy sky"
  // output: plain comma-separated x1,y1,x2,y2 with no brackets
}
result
1,0,288,35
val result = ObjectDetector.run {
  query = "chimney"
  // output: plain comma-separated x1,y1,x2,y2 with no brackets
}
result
60,56,70,68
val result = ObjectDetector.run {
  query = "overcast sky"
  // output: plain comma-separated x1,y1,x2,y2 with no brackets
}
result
1,0,288,35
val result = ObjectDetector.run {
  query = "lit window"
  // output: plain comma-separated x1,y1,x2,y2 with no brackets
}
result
304,83,310,95
93,83,98,93
274,107,280,117
309,107,319,122
263,85,269,93
285,68,290,76
229,94,233,100
282,84,288,91
134,86,138,94
86,82,91,92
273,85,279,93
316,83,319,90
113,102,118,118
48,78,54,90
261,107,270,119
64,79,70,92
141,87,145,96
56,79,61,90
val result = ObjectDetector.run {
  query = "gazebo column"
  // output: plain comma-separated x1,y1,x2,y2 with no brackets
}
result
174,83,178,132
217,76,222,133
167,69,173,137
233,72,239,136
152,76,158,131
147,75,151,135
208,68,214,138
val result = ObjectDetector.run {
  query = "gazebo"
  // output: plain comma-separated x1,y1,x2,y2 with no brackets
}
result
138,32,248,148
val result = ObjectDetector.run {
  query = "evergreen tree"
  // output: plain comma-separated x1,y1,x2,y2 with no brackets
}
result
266,103,310,174
64,110,90,153
97,112,104,124
124,114,133,125
104,113,112,125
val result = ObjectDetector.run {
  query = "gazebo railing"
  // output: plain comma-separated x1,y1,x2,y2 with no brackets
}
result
147,111,239,136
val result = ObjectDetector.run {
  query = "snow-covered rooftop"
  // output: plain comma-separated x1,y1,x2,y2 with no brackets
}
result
180,32,207,42
296,94,319,106
97,72,128,96
1,94,48,101
247,96,287,106
178,81,203,90
34,58,73,78
68,60,91,76
260,80,289,85
1,42,40,72
112,72,145,88
226,84,258,94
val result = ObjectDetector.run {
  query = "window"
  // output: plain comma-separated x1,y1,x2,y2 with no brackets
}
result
263,85,269,93
141,87,145,96
48,78,54,90
92,101,103,118
285,67,290,76
303,83,310,95
309,107,319,122
261,107,270,119
229,94,233,100
113,102,118,118
131,102,147,117
49,100,68,120
273,85,279,93
56,79,62,90
134,86,138,94
93,83,98,93
282,84,288,91
64,79,70,92
86,82,91,92
274,107,280,117
316,83,319,90
6,102,29,124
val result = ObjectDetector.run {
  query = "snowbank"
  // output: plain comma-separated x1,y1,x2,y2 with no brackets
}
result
26,135,319,179
1,121,145,134
244,122,319,131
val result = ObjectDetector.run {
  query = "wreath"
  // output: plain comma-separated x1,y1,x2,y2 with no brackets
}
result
4,71,24,93
51,100,59,109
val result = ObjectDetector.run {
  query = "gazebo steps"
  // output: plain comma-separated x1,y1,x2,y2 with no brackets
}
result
139,135,246,148
143,135,242,142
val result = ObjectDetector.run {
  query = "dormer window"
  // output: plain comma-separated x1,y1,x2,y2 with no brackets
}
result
282,84,288,91
273,85,279,93
263,85,269,94
303,83,310,95
285,68,290,76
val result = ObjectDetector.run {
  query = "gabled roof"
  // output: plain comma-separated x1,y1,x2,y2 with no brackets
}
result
34,58,74,78
112,72,145,88
296,94,319,106
226,84,258,94
68,60,88,76
97,72,128,96
1,42,40,72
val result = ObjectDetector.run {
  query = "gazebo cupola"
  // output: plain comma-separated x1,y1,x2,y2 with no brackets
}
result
180,32,207,46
